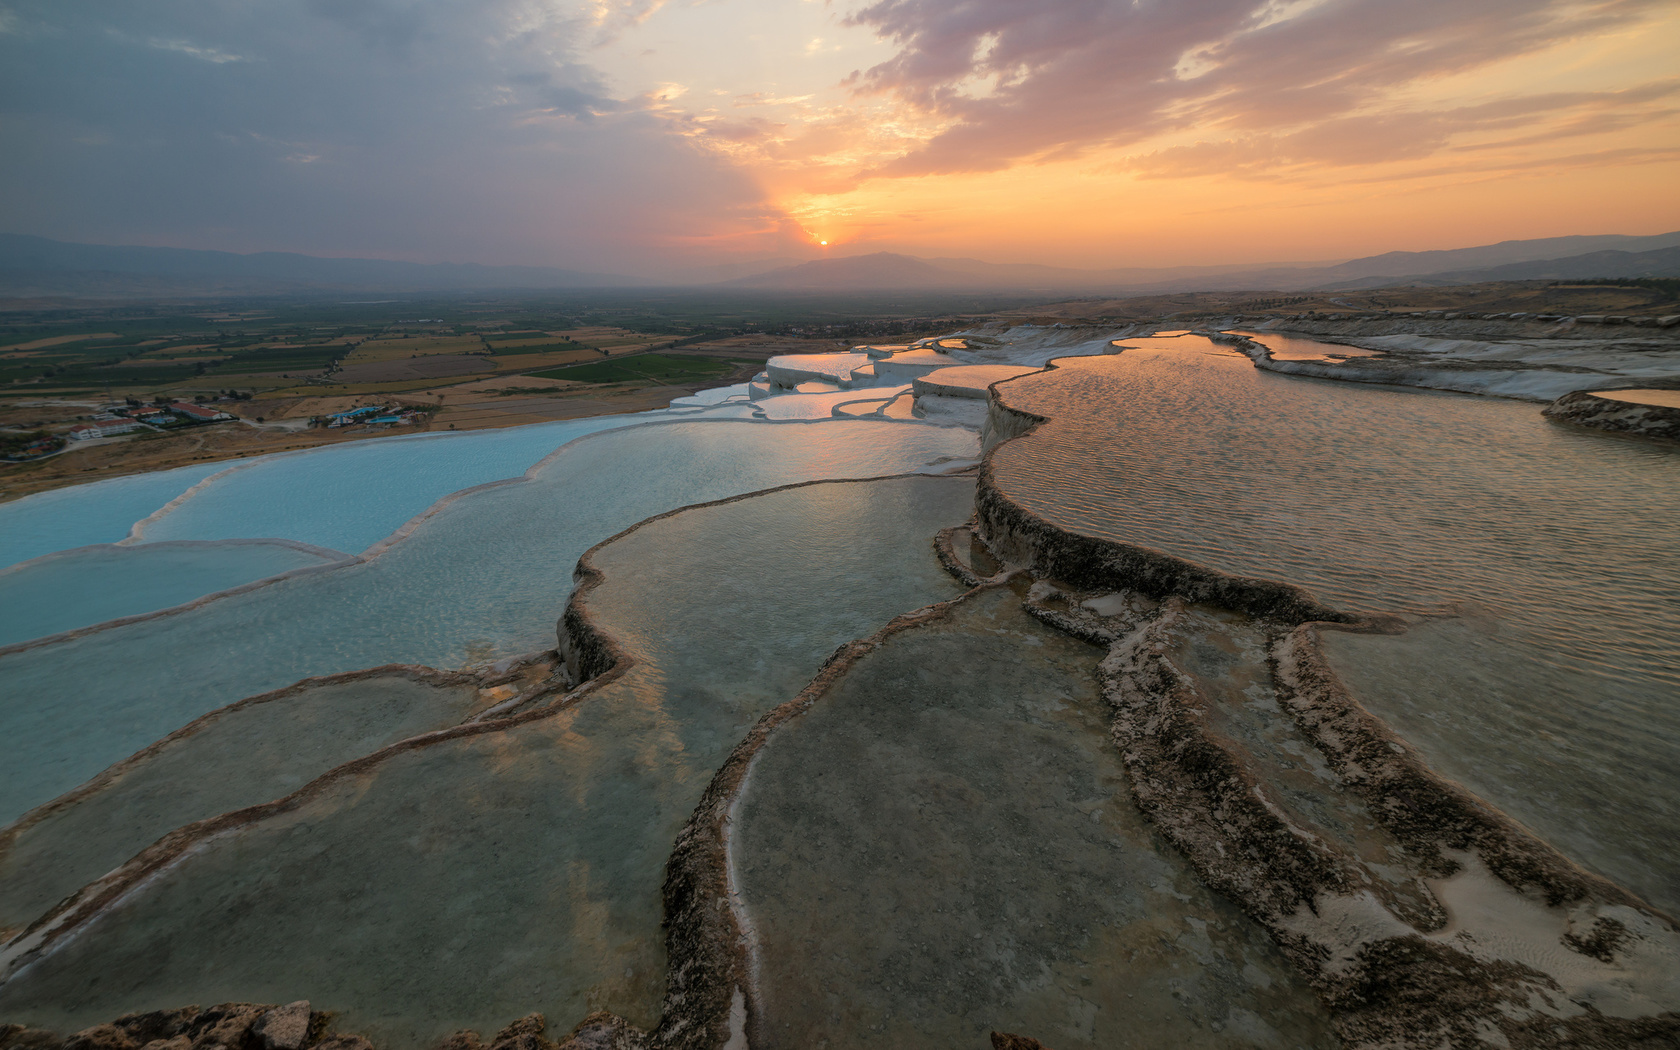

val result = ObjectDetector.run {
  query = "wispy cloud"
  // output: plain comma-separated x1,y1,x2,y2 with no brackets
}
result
147,36,249,63
1119,80,1680,179
839,0,1676,177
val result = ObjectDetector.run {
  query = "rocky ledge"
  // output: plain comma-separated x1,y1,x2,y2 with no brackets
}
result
1542,389,1680,441
0,1006,645,1050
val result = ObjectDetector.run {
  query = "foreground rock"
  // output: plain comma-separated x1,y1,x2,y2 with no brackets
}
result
0,1009,647,1050
0,1003,336,1050
1543,389,1680,440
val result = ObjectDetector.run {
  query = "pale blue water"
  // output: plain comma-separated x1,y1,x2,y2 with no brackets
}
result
0,477,978,1046
0,418,979,822
136,414,654,553
0,542,344,648
0,463,230,569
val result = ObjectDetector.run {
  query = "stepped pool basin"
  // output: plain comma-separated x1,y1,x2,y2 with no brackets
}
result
0,476,974,1047
989,335,1680,912
734,584,1338,1049
2,327,1676,1049
0,540,346,648
0,418,978,822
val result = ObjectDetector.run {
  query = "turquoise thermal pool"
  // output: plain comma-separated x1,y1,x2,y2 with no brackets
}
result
0,418,978,822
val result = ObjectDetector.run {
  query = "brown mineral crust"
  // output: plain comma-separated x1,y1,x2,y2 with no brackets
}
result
0,1026,65,1050
1328,937,1564,1046
251,1003,312,1050
1099,611,1352,928
1273,625,1658,912
14,1003,336,1050
989,1034,1053,1050
933,524,987,587
484,1015,550,1050
1329,936,1680,1049
3,1008,652,1050
654,589,985,1050
1563,916,1632,963
552,1013,647,1050
428,1010,649,1050
103,1008,200,1047
60,1025,137,1050
1542,389,1680,441
1016,582,1143,645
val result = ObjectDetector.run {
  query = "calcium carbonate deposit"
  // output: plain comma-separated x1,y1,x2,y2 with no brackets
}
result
2,328,1676,1050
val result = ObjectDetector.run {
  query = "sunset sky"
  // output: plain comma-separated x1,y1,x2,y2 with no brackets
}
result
2,0,1677,278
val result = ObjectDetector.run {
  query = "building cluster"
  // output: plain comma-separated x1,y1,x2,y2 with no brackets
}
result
321,405,426,428
67,401,233,441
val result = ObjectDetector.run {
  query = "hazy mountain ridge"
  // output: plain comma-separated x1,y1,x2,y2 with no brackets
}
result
1358,245,1680,287
725,233,1680,293
0,234,647,296
4,230,1679,299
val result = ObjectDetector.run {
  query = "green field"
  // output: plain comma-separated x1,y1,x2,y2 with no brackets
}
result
527,354,741,384
484,341,587,356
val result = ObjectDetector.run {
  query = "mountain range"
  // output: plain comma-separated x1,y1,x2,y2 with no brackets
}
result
0,234,647,298
724,232,1680,293
3,230,1678,299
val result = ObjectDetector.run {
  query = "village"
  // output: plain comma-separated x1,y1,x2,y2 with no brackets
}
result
1,397,244,463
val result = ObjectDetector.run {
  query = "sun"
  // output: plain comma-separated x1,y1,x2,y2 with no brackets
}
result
820,240,828,246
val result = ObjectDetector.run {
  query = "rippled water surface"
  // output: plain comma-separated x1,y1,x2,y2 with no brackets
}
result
990,337,1680,909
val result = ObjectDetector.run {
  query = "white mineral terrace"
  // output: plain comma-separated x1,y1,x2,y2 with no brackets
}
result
0,321,1675,1050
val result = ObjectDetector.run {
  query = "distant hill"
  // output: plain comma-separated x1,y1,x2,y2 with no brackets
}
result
1326,232,1680,279
0,234,647,297
723,251,1329,291
6,229,1679,299
721,233,1680,295
1344,245,1680,288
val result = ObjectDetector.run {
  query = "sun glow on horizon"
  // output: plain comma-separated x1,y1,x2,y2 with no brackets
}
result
617,0,1680,270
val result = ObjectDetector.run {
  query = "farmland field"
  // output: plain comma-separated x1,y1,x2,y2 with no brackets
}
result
527,354,741,384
